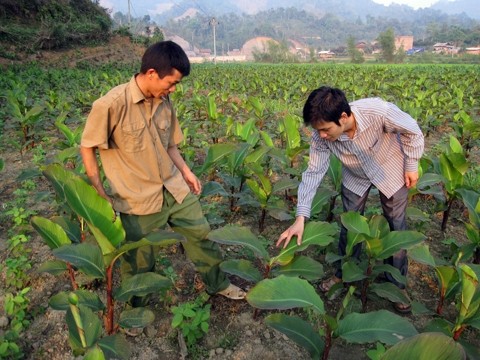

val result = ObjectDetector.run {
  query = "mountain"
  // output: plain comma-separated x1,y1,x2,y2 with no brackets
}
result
431,0,480,19
110,0,478,23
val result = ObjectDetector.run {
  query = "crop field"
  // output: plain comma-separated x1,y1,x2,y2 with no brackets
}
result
0,62,479,359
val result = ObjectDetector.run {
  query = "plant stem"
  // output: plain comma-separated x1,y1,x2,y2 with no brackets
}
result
106,264,115,335
67,263,78,290
441,198,455,232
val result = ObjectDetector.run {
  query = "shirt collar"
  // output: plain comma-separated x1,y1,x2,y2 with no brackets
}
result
129,74,146,104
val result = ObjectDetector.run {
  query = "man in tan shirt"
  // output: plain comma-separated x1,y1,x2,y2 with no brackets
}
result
81,41,245,307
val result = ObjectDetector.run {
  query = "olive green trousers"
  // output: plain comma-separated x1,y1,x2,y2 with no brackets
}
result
120,190,229,306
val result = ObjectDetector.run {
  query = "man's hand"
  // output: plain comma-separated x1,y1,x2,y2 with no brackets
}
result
276,216,305,249
405,171,419,189
183,170,202,195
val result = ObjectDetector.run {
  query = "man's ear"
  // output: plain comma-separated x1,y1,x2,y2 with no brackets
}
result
339,112,348,125
146,69,156,79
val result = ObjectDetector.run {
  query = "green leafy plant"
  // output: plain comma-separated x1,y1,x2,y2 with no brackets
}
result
457,188,480,264
208,222,337,284
31,163,184,357
338,211,426,310
417,136,470,231
171,293,211,347
247,276,418,359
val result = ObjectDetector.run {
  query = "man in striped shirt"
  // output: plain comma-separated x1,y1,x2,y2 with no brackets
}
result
276,86,424,313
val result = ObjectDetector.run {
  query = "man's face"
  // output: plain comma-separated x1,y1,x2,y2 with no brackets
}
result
311,119,344,141
150,69,183,99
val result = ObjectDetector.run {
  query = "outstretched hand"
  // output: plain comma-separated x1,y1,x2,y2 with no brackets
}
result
276,216,305,249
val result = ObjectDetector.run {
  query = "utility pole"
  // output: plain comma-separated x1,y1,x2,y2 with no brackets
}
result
209,17,218,64
128,0,131,27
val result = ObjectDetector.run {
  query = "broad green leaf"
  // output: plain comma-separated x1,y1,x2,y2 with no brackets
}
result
368,215,390,239
457,264,479,324
207,225,269,259
260,130,274,147
272,178,299,193
31,216,72,249
247,276,324,314
439,153,461,190
327,154,342,191
66,304,102,349
457,188,480,228
311,187,337,215
408,244,436,267
37,260,68,275
228,143,251,171
274,256,324,281
118,307,155,328
265,313,324,359
64,177,124,253
246,178,268,204
374,231,426,259
346,230,368,257
114,272,171,302
341,211,370,235
369,283,410,304
219,259,263,283
382,332,465,360
104,229,184,266
98,335,131,360
342,261,367,283
336,310,418,345
206,95,218,120
283,114,301,150
51,216,82,243
201,181,229,197
271,221,336,266
201,143,236,172
245,145,271,164
449,135,464,154
447,153,469,176
53,243,105,279
435,265,460,299
49,290,105,311
42,163,72,202
83,346,105,360
406,207,430,223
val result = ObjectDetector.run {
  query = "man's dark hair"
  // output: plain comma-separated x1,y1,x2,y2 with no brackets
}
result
303,86,351,126
140,40,190,78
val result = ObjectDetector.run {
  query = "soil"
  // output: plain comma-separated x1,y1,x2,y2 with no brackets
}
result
1,37,479,360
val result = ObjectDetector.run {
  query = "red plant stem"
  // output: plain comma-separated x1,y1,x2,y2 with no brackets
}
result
453,325,465,341
106,264,115,335
436,293,445,315
67,263,78,290
323,328,332,360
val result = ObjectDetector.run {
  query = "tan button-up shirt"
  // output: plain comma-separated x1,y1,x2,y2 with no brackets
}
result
81,75,190,215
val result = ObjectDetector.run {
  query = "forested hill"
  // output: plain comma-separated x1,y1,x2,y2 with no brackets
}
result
157,4,480,50
150,0,480,22
0,0,112,52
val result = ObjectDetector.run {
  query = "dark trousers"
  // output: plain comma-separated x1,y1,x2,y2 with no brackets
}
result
335,184,409,289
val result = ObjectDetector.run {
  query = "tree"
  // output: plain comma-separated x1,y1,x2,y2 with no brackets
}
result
347,36,364,64
378,27,396,63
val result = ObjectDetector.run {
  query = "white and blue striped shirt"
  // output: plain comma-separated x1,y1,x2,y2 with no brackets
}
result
296,98,424,218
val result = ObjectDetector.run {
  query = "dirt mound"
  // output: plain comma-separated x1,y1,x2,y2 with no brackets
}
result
0,35,145,68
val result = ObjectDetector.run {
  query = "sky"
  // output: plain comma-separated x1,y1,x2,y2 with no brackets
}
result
371,0,440,9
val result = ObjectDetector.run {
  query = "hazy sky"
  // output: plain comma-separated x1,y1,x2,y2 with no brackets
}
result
371,0,439,9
